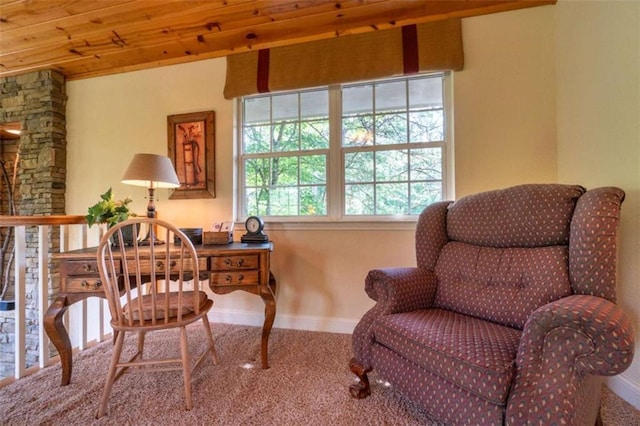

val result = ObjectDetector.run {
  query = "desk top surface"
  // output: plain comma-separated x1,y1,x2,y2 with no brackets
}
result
55,242,274,260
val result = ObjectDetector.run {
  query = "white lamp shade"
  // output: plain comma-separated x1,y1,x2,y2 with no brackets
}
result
121,153,180,188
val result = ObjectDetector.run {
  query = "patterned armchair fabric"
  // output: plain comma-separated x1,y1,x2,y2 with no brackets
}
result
350,184,634,425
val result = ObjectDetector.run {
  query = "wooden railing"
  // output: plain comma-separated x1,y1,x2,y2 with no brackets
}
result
0,215,101,385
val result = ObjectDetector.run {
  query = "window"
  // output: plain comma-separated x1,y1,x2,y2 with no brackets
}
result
238,73,452,221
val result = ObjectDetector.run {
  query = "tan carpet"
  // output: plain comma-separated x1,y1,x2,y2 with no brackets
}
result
0,323,637,425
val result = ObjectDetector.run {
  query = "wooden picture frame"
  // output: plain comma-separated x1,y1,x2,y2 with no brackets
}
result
167,111,215,199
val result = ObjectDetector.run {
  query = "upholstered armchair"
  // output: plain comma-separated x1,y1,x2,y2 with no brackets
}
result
349,184,634,425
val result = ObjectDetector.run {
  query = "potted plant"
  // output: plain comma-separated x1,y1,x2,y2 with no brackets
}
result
86,188,137,245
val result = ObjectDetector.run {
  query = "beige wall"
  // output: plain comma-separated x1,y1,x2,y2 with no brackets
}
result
555,0,640,404
455,6,557,197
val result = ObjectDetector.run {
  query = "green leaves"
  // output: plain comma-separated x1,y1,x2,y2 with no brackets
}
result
85,188,134,228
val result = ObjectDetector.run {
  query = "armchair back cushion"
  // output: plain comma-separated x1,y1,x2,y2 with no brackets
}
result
446,184,585,248
430,184,585,329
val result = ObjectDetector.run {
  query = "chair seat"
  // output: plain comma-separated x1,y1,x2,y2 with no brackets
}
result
123,290,209,321
374,309,521,405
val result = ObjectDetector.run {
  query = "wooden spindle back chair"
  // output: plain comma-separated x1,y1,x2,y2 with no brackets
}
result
96,218,218,418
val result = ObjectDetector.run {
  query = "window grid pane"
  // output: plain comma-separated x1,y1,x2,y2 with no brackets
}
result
340,74,444,216
242,88,329,217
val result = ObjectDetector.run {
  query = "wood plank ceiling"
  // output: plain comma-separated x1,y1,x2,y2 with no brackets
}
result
0,0,555,81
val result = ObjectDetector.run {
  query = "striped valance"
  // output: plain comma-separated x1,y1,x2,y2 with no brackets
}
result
223,19,463,99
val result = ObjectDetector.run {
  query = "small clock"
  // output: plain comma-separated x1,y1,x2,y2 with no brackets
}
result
245,216,264,234
241,216,269,243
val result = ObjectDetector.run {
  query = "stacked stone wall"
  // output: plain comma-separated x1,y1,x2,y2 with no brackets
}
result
0,70,67,378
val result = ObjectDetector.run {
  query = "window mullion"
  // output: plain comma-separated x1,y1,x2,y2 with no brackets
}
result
297,93,302,216
372,82,377,215
405,79,412,213
236,98,247,219
328,85,342,220
442,73,455,200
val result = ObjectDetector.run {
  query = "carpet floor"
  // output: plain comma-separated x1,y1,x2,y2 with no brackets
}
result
0,323,638,425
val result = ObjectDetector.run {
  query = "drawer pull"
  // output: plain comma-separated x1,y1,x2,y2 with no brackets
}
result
82,264,93,273
80,280,101,289
224,274,244,284
224,258,244,267
156,261,177,269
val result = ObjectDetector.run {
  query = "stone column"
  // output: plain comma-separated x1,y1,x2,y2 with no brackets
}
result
0,70,67,377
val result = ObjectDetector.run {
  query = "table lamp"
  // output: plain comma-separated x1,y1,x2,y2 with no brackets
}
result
121,153,180,244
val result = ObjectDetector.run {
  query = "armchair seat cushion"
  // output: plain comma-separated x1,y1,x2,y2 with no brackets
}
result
374,309,521,404
434,242,572,329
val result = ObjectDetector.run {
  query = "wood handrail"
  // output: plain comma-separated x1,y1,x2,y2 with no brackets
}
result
0,215,86,226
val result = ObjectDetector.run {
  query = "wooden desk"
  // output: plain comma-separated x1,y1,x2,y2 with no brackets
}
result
45,242,275,386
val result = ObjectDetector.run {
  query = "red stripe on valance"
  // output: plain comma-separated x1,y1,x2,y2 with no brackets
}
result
402,25,419,75
257,49,270,93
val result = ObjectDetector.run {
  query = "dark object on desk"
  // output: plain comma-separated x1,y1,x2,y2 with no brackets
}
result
241,233,269,243
110,222,138,247
241,215,268,243
0,300,15,311
174,227,202,245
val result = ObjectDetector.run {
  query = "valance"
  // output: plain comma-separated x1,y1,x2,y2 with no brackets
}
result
223,19,463,99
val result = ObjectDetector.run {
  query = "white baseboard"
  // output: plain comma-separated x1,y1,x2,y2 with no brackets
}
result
606,374,640,410
208,309,357,335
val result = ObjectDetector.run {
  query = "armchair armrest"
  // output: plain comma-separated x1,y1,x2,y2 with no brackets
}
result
506,294,634,425
352,267,437,371
365,267,438,313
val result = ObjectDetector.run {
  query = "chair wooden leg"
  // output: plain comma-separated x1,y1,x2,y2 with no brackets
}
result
137,331,145,358
201,315,219,365
595,408,603,426
97,330,126,418
349,357,372,399
180,326,193,410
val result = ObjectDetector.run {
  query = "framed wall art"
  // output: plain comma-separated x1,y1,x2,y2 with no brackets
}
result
167,110,215,199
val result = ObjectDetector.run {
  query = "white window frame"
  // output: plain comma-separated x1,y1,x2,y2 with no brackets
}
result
235,72,454,230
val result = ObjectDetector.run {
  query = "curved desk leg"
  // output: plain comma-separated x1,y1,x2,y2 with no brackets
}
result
44,295,72,386
259,273,277,369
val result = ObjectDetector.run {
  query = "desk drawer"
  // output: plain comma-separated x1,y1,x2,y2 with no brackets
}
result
65,277,104,292
210,255,259,270
210,270,259,286
127,258,206,274
63,260,112,276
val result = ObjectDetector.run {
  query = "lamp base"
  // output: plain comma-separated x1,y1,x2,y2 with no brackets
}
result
138,217,165,245
138,195,166,245
139,230,165,245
